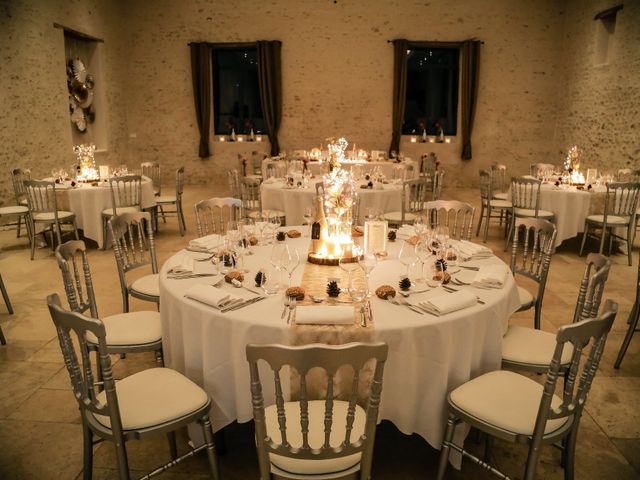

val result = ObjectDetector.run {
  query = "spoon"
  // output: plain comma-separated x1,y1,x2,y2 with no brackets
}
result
310,295,324,303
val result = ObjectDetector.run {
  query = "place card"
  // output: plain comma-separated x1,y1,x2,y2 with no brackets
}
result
364,221,387,254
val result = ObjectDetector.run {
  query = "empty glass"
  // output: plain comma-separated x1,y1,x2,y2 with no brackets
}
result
339,255,361,289
357,246,378,298
398,240,418,279
280,245,300,287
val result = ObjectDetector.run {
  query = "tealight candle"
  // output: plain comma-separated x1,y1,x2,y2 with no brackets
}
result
256,135,263,142
410,136,417,143
445,138,451,144
237,136,244,142
219,136,226,142
429,138,435,143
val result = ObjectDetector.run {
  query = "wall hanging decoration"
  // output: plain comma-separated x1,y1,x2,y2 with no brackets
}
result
67,57,95,132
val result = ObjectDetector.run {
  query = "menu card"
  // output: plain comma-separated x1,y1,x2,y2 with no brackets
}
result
364,221,388,253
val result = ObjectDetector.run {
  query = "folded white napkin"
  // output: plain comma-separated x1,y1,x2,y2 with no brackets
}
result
171,255,195,274
472,265,509,289
455,240,493,260
184,284,242,309
417,290,477,315
188,234,222,252
294,306,354,325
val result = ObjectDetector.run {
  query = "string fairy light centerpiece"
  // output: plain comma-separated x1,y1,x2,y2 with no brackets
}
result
563,145,585,185
73,143,99,182
307,137,359,266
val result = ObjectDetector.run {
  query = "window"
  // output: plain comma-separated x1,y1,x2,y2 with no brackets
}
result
213,48,264,135
402,48,459,136
594,5,622,65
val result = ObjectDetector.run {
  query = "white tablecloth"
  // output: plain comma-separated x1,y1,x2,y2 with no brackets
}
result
159,234,521,453
261,181,403,225
55,178,156,247
261,159,418,180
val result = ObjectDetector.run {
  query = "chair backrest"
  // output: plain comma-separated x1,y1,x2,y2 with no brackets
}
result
529,163,556,178
265,160,286,179
400,177,431,221
425,200,475,241
55,240,98,318
237,154,248,177
490,163,508,193
510,218,556,295
573,253,610,323
251,151,266,175
108,212,157,287
431,170,445,200
616,168,639,182
24,179,60,216
194,197,242,237
420,153,437,177
140,162,161,196
47,294,126,440
241,177,261,213
11,168,31,204
227,169,241,198
510,176,542,212
479,169,492,205
174,166,185,199
246,342,388,480
529,300,617,447
108,175,142,215
602,182,640,218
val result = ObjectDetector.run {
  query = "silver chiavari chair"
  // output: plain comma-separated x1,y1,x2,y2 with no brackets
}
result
615,249,640,368
510,217,557,330
502,253,610,373
46,294,220,480
251,150,266,177
156,166,186,236
579,181,640,266
102,175,142,249
436,301,618,480
0,273,13,344
6,168,31,238
194,197,242,237
490,163,509,201
108,212,158,313
55,240,163,367
227,169,241,198
506,176,554,250
431,169,445,201
140,161,161,197
476,169,512,242
425,200,475,241
24,179,79,260
382,177,431,227
246,342,388,480
529,162,557,178
240,177,262,219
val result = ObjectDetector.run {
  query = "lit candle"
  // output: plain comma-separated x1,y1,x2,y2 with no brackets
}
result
237,136,244,142
429,138,435,143
256,135,262,142
445,138,451,144
219,136,226,142
410,136,417,143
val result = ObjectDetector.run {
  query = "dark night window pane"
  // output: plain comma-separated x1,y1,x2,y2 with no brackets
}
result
213,48,265,135
402,48,459,136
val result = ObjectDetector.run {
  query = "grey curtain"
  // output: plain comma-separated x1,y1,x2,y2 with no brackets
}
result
460,40,481,160
257,41,282,156
190,43,212,158
389,39,409,156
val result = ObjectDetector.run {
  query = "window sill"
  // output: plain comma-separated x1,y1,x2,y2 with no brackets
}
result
402,135,456,145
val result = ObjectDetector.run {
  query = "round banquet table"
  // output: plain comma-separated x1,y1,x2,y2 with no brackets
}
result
52,177,156,248
261,159,419,180
261,180,403,225
159,231,521,453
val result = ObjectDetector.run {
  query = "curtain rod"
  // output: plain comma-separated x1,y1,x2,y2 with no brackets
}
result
386,39,484,45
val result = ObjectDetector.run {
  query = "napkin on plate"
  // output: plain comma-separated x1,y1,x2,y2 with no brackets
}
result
456,240,493,260
472,265,509,289
184,284,242,309
170,255,195,274
188,234,223,252
417,290,477,315
294,306,354,325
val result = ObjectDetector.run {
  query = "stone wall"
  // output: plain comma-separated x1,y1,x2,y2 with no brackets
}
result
554,0,640,173
0,0,128,207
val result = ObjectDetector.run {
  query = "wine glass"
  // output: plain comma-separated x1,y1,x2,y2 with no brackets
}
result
255,213,269,244
415,240,431,284
414,215,428,239
279,245,300,287
270,242,286,288
428,259,446,288
434,225,450,247
398,240,418,279
268,214,282,242
226,220,239,239
302,207,313,236
339,256,360,290
235,232,250,272
357,247,378,298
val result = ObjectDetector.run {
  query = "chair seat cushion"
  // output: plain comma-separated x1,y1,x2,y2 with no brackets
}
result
502,325,573,367
490,199,512,209
493,192,509,201
32,211,75,222
102,206,140,217
130,274,160,298
382,211,416,223
156,195,176,204
449,370,569,436
586,214,630,226
514,208,554,218
0,205,29,215
265,400,366,475
517,286,535,310
94,368,209,430
86,311,162,346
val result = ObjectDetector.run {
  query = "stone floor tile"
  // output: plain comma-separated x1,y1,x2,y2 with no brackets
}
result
9,388,81,424
0,361,61,419
585,376,640,438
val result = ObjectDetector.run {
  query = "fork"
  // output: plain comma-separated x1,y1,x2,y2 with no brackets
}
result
287,297,297,324
389,298,424,315
443,283,485,304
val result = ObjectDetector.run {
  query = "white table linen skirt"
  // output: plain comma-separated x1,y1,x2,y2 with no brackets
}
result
159,234,521,454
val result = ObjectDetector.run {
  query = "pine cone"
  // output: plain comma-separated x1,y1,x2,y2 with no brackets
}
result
276,231,286,242
326,281,341,298
388,230,397,242
435,258,447,272
399,277,412,291
254,271,266,287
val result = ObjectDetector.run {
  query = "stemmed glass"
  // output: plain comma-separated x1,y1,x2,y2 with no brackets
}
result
235,231,250,272
357,246,377,298
415,240,431,284
339,256,360,290
398,240,418,279
429,259,446,288
268,214,282,243
279,245,300,287
434,225,450,249
302,207,313,236
270,241,286,289
255,213,269,245
414,215,428,239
